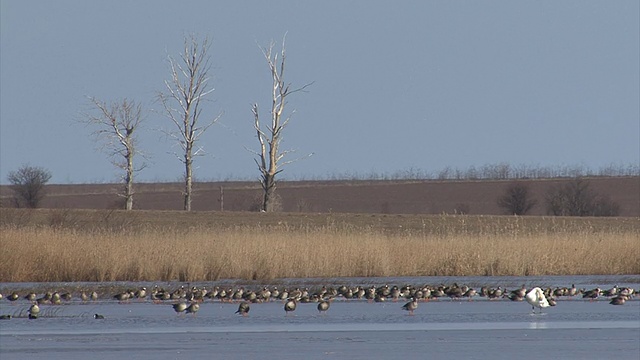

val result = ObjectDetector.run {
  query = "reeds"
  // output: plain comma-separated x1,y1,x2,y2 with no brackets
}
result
0,209,638,282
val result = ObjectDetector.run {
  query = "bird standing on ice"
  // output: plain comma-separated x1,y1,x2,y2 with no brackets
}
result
525,287,550,313
402,298,418,315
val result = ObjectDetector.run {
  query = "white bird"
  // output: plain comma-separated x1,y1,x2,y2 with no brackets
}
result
525,287,550,313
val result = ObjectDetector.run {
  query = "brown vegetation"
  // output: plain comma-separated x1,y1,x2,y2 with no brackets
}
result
1,208,638,282
1,177,637,216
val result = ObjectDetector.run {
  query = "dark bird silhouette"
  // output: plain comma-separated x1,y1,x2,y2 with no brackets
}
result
317,300,330,314
284,298,297,315
235,301,250,316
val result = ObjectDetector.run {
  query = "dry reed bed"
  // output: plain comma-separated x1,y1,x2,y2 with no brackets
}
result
1,208,638,282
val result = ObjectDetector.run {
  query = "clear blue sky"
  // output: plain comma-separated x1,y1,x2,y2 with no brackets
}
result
1,0,638,184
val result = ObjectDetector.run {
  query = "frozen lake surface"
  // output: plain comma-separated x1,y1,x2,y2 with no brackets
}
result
1,276,638,359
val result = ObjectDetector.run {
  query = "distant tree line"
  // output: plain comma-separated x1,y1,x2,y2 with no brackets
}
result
312,163,639,182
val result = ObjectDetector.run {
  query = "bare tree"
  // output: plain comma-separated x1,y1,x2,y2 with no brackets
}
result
545,178,619,216
250,37,313,212
158,35,220,211
7,165,52,208
497,182,537,215
83,97,146,210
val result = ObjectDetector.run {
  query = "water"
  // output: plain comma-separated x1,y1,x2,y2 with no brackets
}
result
1,276,638,359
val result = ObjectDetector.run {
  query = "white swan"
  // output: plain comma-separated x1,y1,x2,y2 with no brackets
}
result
525,287,550,313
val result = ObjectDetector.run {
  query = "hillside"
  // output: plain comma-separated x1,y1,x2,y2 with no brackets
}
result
0,177,638,216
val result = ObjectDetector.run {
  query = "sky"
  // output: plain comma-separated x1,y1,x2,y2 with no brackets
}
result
1,0,638,184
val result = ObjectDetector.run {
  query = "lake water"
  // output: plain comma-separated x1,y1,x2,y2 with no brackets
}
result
1,276,638,359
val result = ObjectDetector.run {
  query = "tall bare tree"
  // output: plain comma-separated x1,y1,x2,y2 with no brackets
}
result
83,97,146,210
158,35,220,211
7,165,52,208
250,37,313,212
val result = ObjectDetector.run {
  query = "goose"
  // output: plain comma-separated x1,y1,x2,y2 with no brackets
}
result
462,288,477,300
94,314,105,319
488,287,502,300
317,300,330,314
506,292,524,302
135,287,147,300
525,287,550,313
29,303,41,317
609,295,627,305
445,284,464,300
8,292,19,302
602,285,618,297
402,298,418,315
0,315,11,320
284,298,297,315
185,303,200,316
235,301,250,316
567,284,578,298
390,286,401,302
582,288,600,300
511,285,527,299
113,292,130,302
172,302,188,314
618,287,635,297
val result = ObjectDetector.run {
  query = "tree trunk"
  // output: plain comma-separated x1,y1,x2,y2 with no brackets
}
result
262,173,276,212
184,151,193,211
125,150,134,210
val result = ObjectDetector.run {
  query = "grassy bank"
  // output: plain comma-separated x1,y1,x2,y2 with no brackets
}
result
0,209,638,282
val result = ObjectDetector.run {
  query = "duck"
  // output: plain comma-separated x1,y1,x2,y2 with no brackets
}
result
8,292,19,302
0,315,11,320
525,287,550,313
317,300,330,314
235,301,250,316
284,298,297,315
402,298,418,315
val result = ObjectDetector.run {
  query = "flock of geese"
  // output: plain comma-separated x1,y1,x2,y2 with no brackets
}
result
0,282,634,320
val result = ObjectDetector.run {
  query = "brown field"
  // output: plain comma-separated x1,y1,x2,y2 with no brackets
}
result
1,176,638,216
1,208,638,282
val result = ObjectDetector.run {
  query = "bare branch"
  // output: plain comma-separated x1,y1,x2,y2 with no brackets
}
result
80,97,146,210
157,34,220,211
250,35,313,212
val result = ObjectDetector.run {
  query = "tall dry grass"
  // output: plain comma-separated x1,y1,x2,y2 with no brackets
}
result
1,210,638,282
